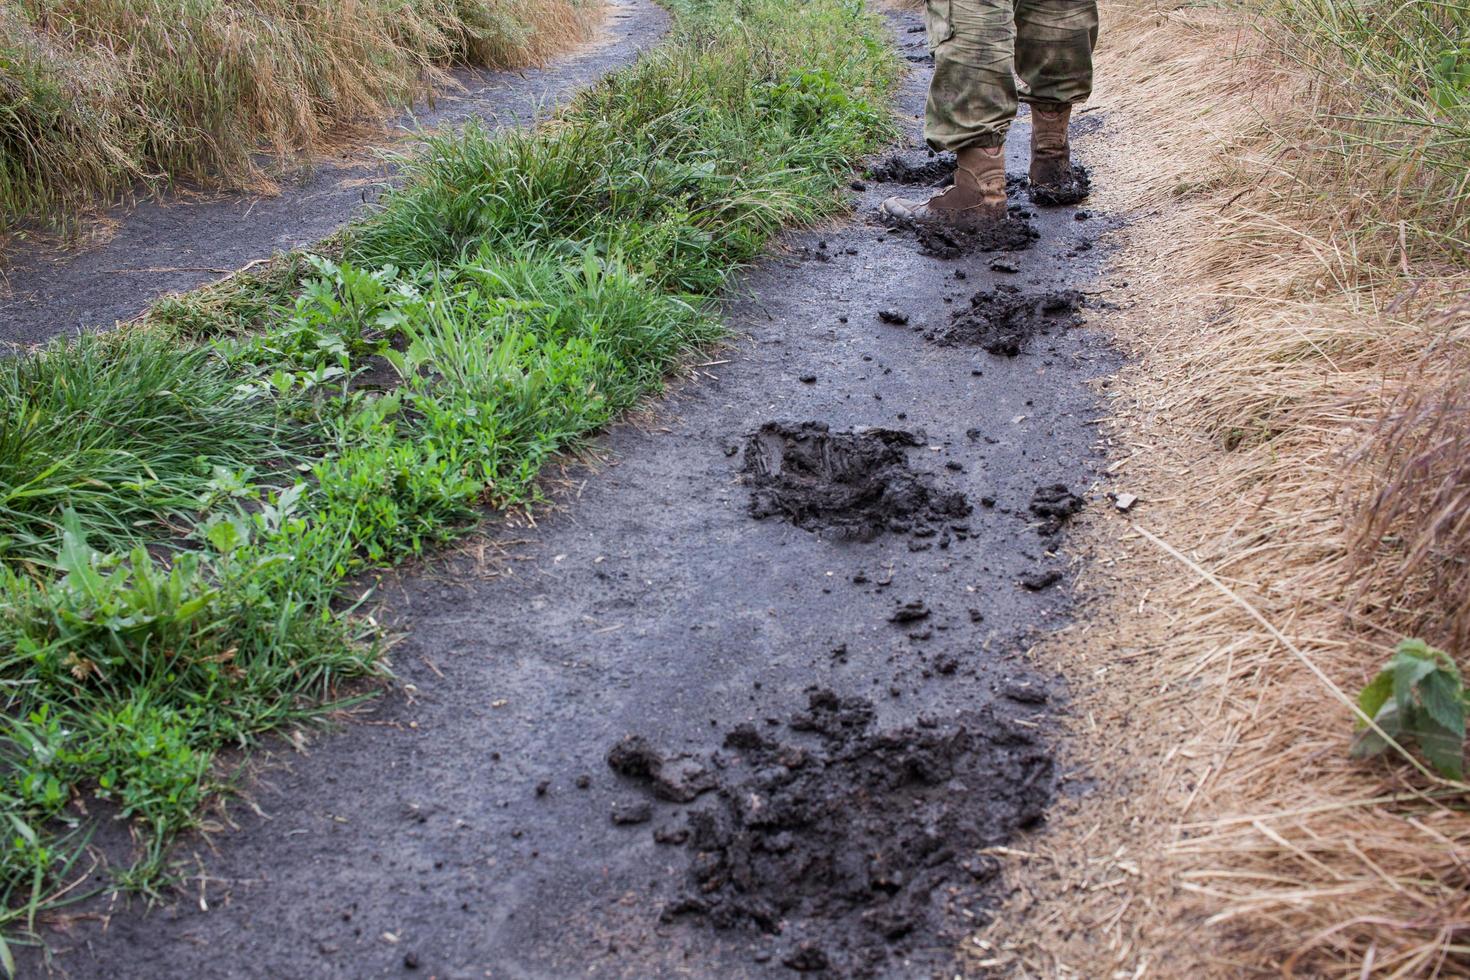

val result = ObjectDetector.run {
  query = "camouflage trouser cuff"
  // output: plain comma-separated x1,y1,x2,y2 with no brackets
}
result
923,0,1098,153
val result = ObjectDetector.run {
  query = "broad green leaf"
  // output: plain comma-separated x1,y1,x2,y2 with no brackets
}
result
1391,651,1439,712
56,510,105,602
1349,699,1402,760
1419,670,1467,738
205,519,242,555
1356,671,1394,727
1413,717,1467,781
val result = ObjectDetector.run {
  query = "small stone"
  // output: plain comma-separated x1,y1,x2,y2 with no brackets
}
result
877,309,909,325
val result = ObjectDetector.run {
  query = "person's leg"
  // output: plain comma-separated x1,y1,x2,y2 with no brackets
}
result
1014,0,1097,110
924,0,1019,153
1013,0,1098,197
881,0,1013,226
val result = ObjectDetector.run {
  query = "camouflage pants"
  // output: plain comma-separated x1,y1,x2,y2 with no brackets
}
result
924,0,1098,151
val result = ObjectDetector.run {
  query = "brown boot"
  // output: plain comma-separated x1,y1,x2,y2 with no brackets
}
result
881,145,1007,227
1028,104,1085,203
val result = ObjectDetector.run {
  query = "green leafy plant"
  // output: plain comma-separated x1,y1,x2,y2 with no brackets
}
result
1351,638,1468,779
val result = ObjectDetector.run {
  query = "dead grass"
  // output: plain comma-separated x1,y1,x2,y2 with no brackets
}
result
0,0,599,239
965,1,1470,975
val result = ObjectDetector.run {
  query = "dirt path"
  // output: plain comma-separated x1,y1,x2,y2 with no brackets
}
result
27,15,1124,979
0,0,668,354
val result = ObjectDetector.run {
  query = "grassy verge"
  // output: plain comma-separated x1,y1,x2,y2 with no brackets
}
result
0,0,598,240
973,0,1470,975
0,0,899,966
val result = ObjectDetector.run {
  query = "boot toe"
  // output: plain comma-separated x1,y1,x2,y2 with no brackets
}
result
880,196,923,220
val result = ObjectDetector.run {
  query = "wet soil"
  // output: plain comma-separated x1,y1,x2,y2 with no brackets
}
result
908,218,1039,260
19,12,1122,979
743,422,970,541
1026,164,1092,207
0,0,670,353
931,286,1086,356
866,153,955,187
1029,483,1084,537
633,689,1051,977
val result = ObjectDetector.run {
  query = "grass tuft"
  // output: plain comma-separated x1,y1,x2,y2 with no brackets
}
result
0,0,600,239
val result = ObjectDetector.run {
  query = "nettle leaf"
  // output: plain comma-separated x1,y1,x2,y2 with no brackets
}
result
1419,670,1466,738
1352,638,1469,781
1349,697,1400,760
1415,717,1466,781
1356,671,1393,728
1391,648,1440,712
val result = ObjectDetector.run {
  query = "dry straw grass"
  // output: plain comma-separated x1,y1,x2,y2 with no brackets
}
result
0,0,599,237
962,0,1470,976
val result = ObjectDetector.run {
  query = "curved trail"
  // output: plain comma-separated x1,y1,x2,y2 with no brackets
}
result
26,14,1125,979
0,0,670,353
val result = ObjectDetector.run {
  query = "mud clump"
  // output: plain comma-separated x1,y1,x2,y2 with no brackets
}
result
1027,164,1092,206
742,422,970,541
911,217,1037,259
648,689,1054,976
1029,483,1084,536
607,735,717,803
935,285,1084,355
1020,569,1063,591
867,153,954,186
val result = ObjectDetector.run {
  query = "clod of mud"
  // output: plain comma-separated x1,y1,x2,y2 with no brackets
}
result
911,217,1038,259
637,690,1053,976
607,735,717,803
1029,483,1084,536
742,422,970,541
1020,569,1063,592
867,153,955,186
933,285,1084,356
1026,164,1092,206
611,800,653,825
888,599,930,624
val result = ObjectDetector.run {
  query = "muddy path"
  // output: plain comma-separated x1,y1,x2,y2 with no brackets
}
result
0,0,669,353
24,15,1123,979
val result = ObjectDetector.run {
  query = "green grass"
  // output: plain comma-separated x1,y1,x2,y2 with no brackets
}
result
0,0,900,965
